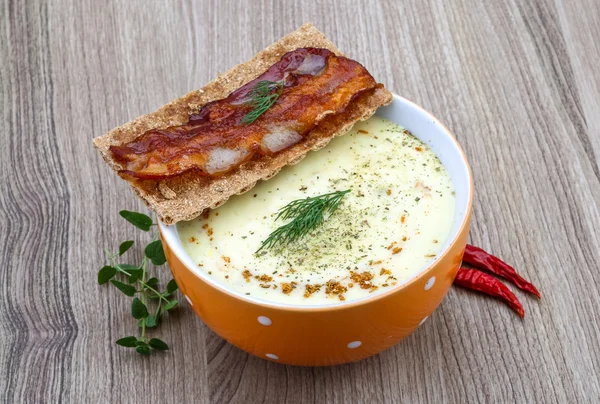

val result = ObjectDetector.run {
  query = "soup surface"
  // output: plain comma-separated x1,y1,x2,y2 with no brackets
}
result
178,117,455,304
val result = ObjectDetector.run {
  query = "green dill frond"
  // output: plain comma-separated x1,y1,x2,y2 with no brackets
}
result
256,190,351,253
240,80,284,125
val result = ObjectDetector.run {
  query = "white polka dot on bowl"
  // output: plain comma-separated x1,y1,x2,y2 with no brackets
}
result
347,341,362,349
424,276,436,290
265,353,279,360
257,316,272,326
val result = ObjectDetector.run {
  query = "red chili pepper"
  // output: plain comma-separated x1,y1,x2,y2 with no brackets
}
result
454,267,525,318
463,244,541,299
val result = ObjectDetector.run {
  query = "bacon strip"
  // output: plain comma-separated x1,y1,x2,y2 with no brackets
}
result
110,48,380,180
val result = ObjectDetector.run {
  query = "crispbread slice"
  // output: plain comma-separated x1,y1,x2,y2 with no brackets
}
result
93,23,392,225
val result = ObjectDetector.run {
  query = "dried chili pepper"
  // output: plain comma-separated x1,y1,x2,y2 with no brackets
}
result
454,267,525,318
464,244,541,299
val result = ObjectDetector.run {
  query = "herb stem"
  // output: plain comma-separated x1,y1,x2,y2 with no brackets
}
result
115,264,170,304
105,248,116,265
106,249,171,304
140,257,147,341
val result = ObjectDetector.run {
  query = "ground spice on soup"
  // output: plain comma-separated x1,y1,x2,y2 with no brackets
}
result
281,282,297,295
350,271,374,289
304,284,322,298
325,280,347,296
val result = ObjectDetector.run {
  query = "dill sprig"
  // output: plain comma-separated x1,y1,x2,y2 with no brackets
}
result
256,190,351,253
240,80,284,125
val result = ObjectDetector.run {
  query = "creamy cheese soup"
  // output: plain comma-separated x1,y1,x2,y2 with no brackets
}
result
178,117,455,304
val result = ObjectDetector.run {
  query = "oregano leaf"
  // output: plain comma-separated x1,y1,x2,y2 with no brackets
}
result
98,266,117,285
136,345,151,356
165,300,178,311
119,210,152,231
115,336,138,348
148,338,169,351
145,240,166,266
128,268,143,284
146,277,159,289
111,280,136,296
119,240,134,256
131,298,148,319
145,315,157,328
166,279,179,294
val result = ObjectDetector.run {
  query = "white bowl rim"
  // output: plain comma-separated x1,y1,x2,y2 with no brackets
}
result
158,94,473,312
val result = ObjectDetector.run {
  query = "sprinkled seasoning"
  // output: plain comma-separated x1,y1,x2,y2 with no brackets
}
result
281,282,297,295
325,280,348,300
304,284,322,298
258,274,273,282
350,271,375,289
380,268,392,276
177,116,456,305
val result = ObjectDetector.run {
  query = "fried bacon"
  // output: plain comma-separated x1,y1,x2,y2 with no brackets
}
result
110,48,381,180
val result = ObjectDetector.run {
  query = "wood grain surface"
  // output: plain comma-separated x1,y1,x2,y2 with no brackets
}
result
2,0,599,402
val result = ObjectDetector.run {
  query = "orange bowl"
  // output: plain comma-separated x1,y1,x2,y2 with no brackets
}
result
159,94,473,366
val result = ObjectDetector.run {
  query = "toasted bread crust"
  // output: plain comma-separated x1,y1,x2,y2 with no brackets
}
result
93,23,392,225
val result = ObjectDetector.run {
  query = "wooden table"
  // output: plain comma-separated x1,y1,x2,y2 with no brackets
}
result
2,1,599,402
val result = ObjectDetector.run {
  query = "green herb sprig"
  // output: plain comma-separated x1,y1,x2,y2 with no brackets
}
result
98,210,179,356
240,80,284,125
256,190,351,253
